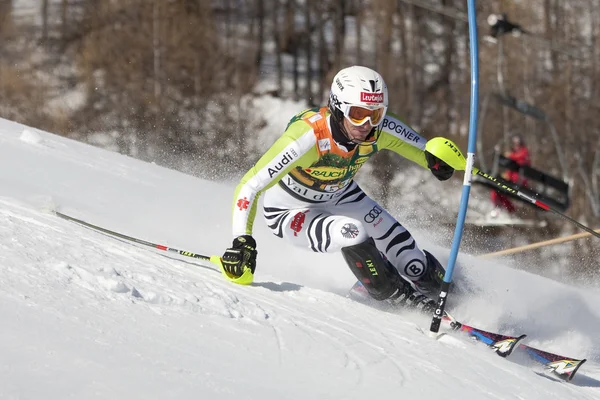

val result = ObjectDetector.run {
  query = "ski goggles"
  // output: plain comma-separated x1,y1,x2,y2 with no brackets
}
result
342,105,387,127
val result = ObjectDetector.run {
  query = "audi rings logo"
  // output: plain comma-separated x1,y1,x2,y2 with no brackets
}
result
364,206,383,223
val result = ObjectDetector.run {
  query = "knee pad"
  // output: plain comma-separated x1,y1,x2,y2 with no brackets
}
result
341,237,403,301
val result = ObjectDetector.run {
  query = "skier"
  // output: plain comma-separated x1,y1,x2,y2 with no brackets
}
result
490,134,531,217
221,66,455,314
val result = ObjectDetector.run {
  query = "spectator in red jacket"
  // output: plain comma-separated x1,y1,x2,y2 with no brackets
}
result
490,134,531,217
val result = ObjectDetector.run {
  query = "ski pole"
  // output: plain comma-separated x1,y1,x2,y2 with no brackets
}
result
425,137,600,240
53,210,216,261
52,210,254,285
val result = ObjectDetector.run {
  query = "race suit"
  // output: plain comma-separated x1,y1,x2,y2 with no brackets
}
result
231,106,433,282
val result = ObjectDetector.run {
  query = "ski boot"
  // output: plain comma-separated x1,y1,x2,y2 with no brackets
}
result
412,250,447,298
348,274,438,315
385,283,438,314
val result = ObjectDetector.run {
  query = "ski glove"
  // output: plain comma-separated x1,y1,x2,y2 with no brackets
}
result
425,151,454,181
222,235,257,278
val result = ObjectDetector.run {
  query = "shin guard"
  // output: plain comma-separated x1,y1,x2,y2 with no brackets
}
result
341,237,402,301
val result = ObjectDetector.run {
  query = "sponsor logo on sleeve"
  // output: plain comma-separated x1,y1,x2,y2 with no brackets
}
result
267,150,298,178
237,197,250,211
381,118,421,143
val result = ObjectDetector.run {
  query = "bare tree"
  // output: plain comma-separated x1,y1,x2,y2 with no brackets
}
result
332,0,345,70
316,1,328,102
41,0,49,43
4,0,600,247
304,0,313,105
272,0,283,96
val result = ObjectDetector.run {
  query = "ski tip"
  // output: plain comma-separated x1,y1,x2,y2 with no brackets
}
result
520,344,587,382
550,358,587,382
494,334,527,358
568,358,588,382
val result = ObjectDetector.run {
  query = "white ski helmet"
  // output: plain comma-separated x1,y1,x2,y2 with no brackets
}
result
328,66,389,128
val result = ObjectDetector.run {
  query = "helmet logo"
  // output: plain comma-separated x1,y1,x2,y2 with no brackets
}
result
330,93,342,108
335,78,344,91
360,92,384,103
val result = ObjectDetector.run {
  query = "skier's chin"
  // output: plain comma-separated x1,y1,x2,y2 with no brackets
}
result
349,133,370,143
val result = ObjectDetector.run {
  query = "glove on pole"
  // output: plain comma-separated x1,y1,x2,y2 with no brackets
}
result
425,137,600,239
222,235,257,285
425,151,454,181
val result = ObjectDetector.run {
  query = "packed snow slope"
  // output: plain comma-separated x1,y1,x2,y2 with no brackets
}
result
1,117,600,399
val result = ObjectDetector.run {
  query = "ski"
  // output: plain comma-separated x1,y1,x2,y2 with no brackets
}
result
349,281,586,381
442,314,525,357
440,306,586,381
439,312,586,381
518,343,587,382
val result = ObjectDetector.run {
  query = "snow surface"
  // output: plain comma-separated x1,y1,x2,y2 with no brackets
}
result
1,117,600,399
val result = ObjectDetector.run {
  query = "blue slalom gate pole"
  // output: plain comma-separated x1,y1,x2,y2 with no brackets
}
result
429,0,480,335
